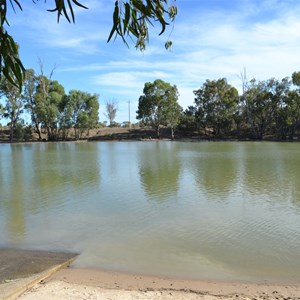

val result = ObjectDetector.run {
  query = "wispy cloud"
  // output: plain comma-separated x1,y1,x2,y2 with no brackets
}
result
8,0,300,122
9,0,109,54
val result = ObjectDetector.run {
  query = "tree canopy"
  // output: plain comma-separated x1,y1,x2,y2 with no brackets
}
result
136,79,182,139
0,0,177,89
193,78,239,136
0,67,99,142
0,75,24,141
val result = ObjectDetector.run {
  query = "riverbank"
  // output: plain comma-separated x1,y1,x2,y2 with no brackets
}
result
2,249,300,300
0,126,208,143
15,267,300,300
1,126,299,143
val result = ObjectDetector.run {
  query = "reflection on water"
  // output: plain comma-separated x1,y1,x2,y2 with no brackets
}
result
139,142,180,201
191,142,238,199
5,146,27,243
0,141,300,282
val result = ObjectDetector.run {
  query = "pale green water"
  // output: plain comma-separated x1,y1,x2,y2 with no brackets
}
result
0,141,300,282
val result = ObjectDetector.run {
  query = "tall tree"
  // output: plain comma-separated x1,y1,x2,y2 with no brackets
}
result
242,78,289,140
137,79,182,139
23,69,43,140
105,100,118,127
193,78,239,137
280,71,300,140
60,90,99,140
35,77,65,140
0,78,24,141
163,101,183,140
0,1,177,89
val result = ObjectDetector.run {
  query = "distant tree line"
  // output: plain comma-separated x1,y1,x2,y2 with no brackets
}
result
0,68,99,142
137,72,300,141
184,71,300,140
2,69,300,142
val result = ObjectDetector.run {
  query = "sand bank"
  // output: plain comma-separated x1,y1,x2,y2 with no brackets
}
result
14,268,300,300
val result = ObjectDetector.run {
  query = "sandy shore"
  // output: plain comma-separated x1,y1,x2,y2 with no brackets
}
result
14,267,300,300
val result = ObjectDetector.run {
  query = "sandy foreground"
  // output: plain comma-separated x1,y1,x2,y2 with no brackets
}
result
13,268,300,300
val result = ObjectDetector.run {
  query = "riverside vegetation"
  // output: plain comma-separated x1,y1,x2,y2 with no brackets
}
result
1,72,300,142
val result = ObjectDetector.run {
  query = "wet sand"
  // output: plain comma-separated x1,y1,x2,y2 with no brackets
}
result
15,267,300,300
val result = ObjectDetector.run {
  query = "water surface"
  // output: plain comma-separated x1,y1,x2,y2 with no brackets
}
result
0,141,300,282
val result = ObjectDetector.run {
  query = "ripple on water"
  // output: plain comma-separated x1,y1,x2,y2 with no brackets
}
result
1,142,300,282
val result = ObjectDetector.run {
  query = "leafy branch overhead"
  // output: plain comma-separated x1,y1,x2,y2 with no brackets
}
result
0,0,25,90
108,0,177,50
0,0,177,90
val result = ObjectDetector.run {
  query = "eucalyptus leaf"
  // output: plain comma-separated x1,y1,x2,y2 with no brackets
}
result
0,0,177,89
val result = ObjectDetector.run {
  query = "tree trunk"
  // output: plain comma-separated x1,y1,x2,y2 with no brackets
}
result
32,114,42,140
46,125,52,141
35,125,42,140
156,125,160,139
170,126,174,140
9,112,16,142
9,123,14,142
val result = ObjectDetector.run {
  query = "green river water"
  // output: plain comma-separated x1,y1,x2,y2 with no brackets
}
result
0,141,300,282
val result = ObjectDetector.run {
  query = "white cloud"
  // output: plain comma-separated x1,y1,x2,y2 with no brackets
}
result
9,0,109,54
8,0,300,123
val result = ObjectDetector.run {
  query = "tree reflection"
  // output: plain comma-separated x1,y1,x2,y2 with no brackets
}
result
242,143,293,204
192,143,237,200
139,142,181,201
5,145,26,243
1,142,101,243
32,143,100,192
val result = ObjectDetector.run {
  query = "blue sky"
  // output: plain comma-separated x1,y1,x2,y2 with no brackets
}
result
4,0,300,124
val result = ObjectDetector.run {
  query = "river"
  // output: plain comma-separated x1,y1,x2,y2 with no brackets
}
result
0,141,300,282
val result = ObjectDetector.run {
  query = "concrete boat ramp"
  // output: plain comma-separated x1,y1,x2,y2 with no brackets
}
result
0,248,77,299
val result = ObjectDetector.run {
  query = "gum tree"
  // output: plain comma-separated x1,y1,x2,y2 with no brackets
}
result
280,72,300,139
23,69,43,140
34,78,65,140
0,77,24,141
193,78,239,137
242,78,289,140
137,79,182,139
60,90,99,139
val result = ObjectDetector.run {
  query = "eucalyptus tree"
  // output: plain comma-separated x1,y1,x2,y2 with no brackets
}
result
271,77,291,139
1,0,177,89
193,78,239,137
0,78,24,141
280,71,300,139
163,101,183,140
35,78,65,140
242,78,290,139
137,79,182,139
60,90,99,139
23,69,43,140
281,90,300,139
